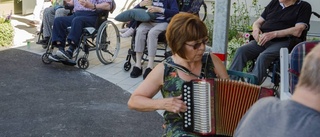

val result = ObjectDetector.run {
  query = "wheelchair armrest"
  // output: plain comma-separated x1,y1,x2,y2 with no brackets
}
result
64,4,74,15
312,11,320,18
95,10,110,28
64,4,74,10
227,70,258,85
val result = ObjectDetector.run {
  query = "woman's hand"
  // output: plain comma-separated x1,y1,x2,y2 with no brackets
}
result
146,6,163,13
163,95,187,114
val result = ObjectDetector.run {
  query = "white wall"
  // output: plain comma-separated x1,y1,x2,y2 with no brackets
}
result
22,0,36,15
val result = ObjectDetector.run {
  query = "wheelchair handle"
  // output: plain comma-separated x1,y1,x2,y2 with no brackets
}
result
312,11,320,18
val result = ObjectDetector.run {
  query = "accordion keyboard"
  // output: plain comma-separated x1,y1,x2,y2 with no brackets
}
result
183,80,212,134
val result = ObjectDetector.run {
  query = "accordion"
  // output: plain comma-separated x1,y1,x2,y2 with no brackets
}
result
182,78,261,136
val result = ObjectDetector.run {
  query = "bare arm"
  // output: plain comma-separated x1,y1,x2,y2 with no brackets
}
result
252,17,265,41
270,23,306,38
95,2,111,10
127,63,187,113
259,23,306,46
210,53,229,79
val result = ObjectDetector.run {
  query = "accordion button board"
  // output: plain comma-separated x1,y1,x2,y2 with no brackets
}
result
182,79,214,135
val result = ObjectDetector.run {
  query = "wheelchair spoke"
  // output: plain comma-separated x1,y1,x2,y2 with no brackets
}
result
99,43,115,57
96,20,120,65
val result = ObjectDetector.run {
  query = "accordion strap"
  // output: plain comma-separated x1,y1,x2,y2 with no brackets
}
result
163,53,210,79
163,61,201,78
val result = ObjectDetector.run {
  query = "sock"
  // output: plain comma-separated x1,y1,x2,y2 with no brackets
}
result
135,52,143,68
147,56,154,69
68,45,75,52
57,44,64,51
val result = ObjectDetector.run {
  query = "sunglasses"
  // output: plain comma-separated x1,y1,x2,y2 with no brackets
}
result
185,37,209,50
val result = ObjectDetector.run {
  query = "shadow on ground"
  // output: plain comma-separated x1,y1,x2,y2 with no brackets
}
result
0,48,163,137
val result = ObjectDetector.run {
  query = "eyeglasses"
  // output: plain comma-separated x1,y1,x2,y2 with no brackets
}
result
185,37,209,50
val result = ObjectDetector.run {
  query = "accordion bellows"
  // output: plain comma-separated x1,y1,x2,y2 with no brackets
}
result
182,78,261,136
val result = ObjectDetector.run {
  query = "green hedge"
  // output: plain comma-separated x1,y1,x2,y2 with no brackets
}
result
0,18,14,47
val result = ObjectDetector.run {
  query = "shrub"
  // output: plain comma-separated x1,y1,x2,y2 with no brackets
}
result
0,13,14,47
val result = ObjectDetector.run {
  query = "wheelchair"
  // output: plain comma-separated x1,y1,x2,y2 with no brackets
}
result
122,1,208,71
41,9,120,69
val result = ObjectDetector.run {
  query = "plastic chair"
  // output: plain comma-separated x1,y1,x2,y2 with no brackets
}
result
280,41,320,100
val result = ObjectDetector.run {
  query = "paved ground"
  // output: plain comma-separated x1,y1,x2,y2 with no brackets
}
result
0,48,164,137
0,5,166,136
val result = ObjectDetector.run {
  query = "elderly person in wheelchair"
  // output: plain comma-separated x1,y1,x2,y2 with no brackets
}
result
129,0,180,79
48,0,113,63
37,0,71,47
229,0,312,85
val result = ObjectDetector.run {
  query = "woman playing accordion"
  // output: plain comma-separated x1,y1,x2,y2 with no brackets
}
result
127,13,229,136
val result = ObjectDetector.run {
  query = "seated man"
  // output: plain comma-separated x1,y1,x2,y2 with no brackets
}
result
48,0,113,62
234,43,320,137
229,0,312,84
37,0,71,45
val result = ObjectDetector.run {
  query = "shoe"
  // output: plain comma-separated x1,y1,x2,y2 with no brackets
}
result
66,49,74,58
130,66,142,78
48,54,62,62
56,49,72,60
119,27,129,33
120,28,134,38
61,59,77,66
143,68,152,80
37,38,49,45
42,43,48,49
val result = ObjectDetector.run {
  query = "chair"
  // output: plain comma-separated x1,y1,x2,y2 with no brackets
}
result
280,41,320,100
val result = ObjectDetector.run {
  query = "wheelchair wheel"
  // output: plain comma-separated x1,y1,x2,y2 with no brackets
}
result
96,20,120,65
77,57,89,69
199,1,207,21
123,62,131,71
42,53,52,64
